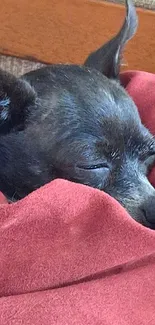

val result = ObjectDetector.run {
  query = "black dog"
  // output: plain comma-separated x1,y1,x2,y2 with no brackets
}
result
0,0,155,228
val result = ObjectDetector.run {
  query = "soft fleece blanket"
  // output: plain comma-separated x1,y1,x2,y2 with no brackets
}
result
0,71,155,325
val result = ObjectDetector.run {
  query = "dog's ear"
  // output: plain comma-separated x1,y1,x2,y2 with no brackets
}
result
0,70,36,133
84,0,138,79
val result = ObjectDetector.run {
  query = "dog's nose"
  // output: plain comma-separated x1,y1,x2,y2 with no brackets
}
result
142,196,155,228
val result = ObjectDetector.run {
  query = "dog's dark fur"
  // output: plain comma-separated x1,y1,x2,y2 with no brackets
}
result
0,0,155,228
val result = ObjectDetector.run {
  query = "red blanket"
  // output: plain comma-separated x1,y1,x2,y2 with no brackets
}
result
0,71,155,325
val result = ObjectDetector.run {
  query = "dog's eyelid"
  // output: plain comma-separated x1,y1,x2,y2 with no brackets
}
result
77,163,109,170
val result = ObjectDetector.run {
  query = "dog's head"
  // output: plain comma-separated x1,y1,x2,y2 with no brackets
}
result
0,0,155,228
49,0,155,228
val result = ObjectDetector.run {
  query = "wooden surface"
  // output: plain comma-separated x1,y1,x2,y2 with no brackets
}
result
0,0,155,72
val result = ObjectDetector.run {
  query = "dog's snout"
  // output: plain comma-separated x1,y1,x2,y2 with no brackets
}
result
111,175,155,228
141,196,155,227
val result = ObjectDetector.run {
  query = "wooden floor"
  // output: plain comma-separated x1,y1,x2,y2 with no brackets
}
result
0,0,155,73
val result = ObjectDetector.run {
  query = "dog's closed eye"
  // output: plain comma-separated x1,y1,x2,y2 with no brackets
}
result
75,163,110,189
77,163,109,170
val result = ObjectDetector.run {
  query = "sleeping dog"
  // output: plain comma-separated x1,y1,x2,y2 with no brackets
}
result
0,0,155,228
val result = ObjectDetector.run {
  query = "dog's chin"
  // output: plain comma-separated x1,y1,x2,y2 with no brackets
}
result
140,214,155,230
143,220,155,230
125,208,155,230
